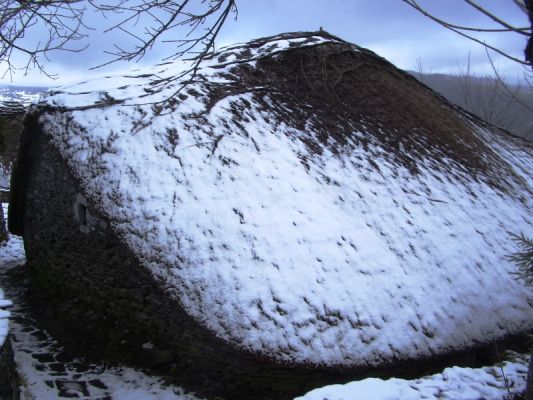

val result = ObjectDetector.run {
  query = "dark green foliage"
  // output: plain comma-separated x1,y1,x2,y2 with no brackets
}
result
508,233,533,286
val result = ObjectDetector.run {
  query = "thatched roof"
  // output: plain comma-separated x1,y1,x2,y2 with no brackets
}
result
14,31,533,368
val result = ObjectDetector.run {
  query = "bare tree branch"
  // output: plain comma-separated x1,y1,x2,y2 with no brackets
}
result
1,0,89,78
464,0,529,35
0,0,237,80
402,0,532,67
484,47,533,115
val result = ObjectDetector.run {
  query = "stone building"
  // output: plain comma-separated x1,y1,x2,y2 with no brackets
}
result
8,32,533,399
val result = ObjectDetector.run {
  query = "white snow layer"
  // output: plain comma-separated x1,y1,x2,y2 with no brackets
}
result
36,34,533,367
297,355,529,400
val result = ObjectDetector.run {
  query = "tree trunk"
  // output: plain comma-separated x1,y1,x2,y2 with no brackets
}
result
526,353,533,400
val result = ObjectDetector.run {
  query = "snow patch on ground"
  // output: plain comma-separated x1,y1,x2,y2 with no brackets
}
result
297,356,529,400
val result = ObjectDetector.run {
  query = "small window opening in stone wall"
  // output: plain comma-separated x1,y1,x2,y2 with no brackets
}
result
78,203,87,225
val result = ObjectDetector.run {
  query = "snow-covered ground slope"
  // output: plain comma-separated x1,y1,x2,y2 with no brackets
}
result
31,31,532,367
297,356,529,400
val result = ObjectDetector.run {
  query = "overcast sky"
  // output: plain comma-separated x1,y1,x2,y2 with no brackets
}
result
1,0,529,87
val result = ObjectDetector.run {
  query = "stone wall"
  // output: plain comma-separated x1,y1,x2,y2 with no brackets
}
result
0,336,19,400
12,119,507,400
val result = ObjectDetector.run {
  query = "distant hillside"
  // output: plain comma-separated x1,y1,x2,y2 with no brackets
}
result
0,85,45,114
411,72,533,141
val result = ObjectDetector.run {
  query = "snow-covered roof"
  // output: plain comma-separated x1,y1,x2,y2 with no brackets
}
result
27,32,533,368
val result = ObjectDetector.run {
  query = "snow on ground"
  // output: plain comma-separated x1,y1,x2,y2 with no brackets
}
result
297,357,529,400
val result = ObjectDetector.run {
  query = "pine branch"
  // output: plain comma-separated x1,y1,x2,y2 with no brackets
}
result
508,233,533,286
